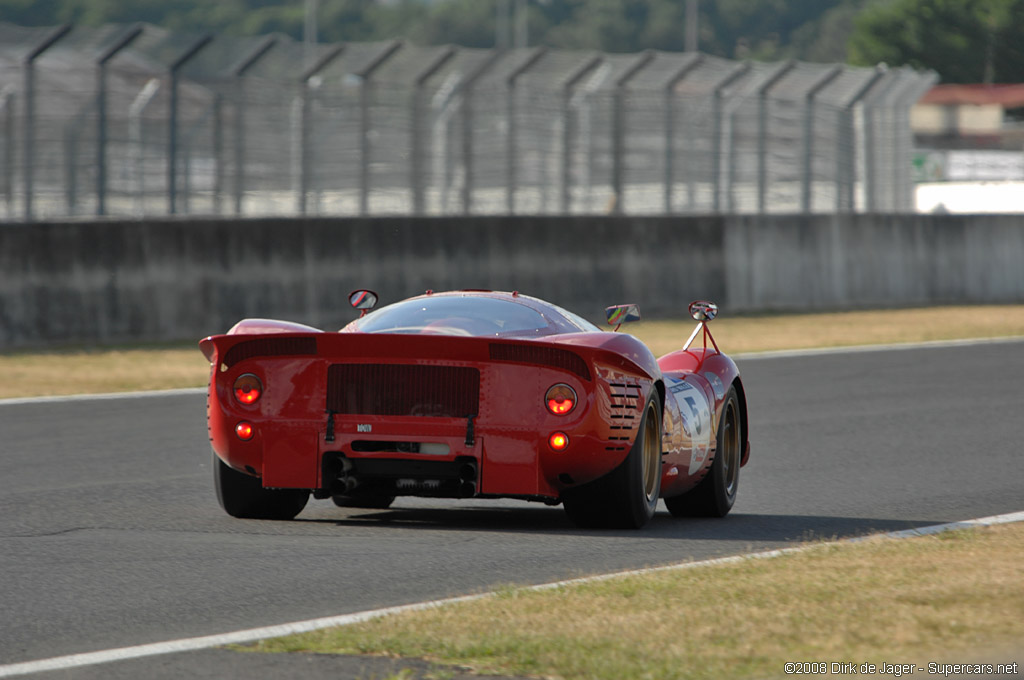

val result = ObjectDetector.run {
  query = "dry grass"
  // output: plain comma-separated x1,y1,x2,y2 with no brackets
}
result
251,524,1024,680
0,344,207,399
2,305,1023,399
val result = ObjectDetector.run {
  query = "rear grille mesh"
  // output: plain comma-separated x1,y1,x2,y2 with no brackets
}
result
327,364,480,417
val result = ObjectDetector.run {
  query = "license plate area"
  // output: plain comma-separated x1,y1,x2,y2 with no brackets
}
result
351,440,451,455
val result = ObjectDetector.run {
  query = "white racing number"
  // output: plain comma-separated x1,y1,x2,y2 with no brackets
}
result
668,378,712,475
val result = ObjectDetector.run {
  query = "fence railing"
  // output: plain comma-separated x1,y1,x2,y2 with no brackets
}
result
0,22,937,221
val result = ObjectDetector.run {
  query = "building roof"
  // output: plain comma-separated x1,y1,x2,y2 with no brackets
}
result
919,83,1024,107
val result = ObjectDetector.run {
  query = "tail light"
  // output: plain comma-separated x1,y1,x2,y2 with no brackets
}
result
545,384,577,415
549,432,569,451
235,422,255,440
233,374,263,405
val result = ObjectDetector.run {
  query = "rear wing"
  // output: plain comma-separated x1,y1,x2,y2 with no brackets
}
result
200,328,663,386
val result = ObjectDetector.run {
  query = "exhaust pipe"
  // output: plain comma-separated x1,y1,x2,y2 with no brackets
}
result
458,461,478,497
459,462,477,483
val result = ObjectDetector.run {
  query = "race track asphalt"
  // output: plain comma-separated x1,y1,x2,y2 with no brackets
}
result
1,340,1022,678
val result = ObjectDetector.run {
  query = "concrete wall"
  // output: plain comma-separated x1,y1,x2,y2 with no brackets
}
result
726,214,1024,311
1,214,1022,348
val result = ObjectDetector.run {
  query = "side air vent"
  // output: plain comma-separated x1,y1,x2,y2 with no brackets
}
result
489,343,591,381
222,337,317,369
607,382,641,432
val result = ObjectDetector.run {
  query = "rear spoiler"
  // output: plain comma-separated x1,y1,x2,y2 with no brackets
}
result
200,331,659,383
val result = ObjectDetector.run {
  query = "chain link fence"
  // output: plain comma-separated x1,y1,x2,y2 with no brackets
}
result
0,22,937,221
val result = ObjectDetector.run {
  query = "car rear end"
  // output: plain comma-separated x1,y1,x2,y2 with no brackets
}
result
202,332,654,504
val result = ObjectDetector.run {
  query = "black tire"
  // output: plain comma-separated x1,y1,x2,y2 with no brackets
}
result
332,493,396,510
563,392,662,529
214,455,309,520
664,385,741,518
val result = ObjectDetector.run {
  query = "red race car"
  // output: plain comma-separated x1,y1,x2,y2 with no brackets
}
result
200,290,750,529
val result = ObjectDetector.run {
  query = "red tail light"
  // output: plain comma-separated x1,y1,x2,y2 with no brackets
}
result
545,384,577,415
233,374,262,405
549,432,569,451
235,422,255,440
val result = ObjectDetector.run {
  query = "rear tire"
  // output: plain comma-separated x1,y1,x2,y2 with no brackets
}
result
561,475,610,528
214,455,309,520
563,392,662,529
664,385,740,518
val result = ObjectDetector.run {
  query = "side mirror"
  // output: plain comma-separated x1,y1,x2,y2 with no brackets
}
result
689,300,718,322
349,290,378,312
682,300,721,353
605,303,641,329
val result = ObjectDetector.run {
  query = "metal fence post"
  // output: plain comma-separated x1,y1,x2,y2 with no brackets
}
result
226,36,276,216
895,71,938,212
836,66,887,213
182,131,192,214
711,63,749,213
168,35,213,215
861,70,909,212
64,121,77,215
611,51,654,215
460,50,505,215
410,47,456,216
1,88,15,219
212,94,223,214
129,79,161,215
22,24,71,221
880,70,937,212
506,47,546,214
755,60,795,214
881,73,911,213
66,99,102,216
662,54,702,214
560,54,602,214
356,40,403,216
297,44,345,216
800,66,842,214
96,24,143,217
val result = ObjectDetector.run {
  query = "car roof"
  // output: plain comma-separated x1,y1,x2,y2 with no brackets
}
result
351,289,602,336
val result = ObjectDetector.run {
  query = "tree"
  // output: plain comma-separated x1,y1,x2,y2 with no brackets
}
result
848,0,1024,83
403,0,498,48
0,0,924,70
788,1,863,63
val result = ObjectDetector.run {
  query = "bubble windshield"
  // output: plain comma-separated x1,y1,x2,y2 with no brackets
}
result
354,295,597,337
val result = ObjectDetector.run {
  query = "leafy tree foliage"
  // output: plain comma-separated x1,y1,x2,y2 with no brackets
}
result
0,0,853,59
848,0,1024,83
9,0,1020,82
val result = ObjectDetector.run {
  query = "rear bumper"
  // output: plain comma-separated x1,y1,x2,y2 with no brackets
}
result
323,452,481,499
211,412,631,500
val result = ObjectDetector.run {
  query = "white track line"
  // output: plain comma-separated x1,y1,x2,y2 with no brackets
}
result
2,509,1022,678
733,334,1024,361
0,387,204,407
